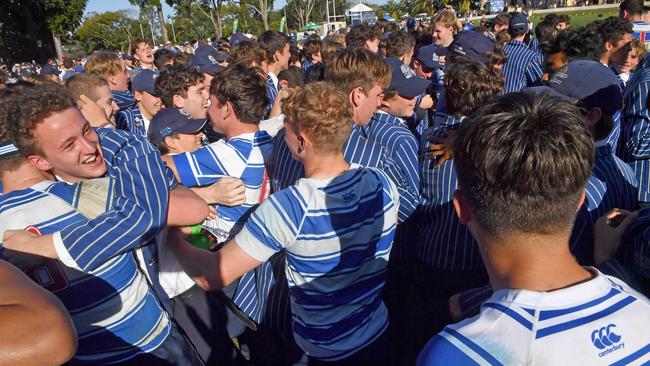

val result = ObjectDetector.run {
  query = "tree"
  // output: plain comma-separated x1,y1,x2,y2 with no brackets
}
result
130,0,169,43
42,0,88,59
168,0,226,39
74,11,141,53
381,0,408,20
250,0,271,30
286,0,317,30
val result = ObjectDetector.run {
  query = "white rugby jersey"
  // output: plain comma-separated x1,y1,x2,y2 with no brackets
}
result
418,269,650,365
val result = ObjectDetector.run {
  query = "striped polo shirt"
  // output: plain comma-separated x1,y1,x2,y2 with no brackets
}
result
236,164,399,361
112,89,136,111
502,40,544,94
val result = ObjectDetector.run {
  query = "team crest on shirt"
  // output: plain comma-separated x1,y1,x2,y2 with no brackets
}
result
342,190,356,201
591,324,624,357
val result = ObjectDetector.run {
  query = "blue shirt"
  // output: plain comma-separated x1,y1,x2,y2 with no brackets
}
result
620,55,650,203
112,89,136,111
115,105,148,137
236,165,399,361
417,112,482,271
502,40,544,94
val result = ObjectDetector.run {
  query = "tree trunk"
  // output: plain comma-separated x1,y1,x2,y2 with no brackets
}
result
210,0,223,39
52,33,64,60
157,5,169,43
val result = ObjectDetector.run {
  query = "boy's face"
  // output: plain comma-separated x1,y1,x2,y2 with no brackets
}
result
366,37,380,53
413,60,433,79
180,82,209,119
168,132,204,154
135,90,162,119
276,43,291,71
383,94,417,118
432,22,454,47
134,42,154,65
30,107,106,182
96,85,119,123
353,84,384,126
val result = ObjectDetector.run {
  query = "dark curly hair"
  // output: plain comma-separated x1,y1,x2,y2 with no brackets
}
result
210,64,268,124
155,63,204,108
444,58,503,118
597,16,633,46
5,83,76,156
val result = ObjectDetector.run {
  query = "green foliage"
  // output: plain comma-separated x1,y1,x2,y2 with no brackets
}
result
74,11,141,53
42,0,88,37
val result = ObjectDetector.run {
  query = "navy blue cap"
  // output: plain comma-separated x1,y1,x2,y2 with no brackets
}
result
121,52,134,61
415,44,444,70
195,44,218,57
438,31,495,63
229,32,249,45
215,51,229,63
546,60,623,115
131,69,159,96
148,108,207,145
190,52,225,76
40,63,60,76
384,57,431,99
509,13,529,34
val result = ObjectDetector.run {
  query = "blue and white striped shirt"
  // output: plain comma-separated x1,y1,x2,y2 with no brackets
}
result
115,105,148,137
571,142,638,265
620,56,650,203
0,179,170,365
502,40,544,94
236,165,399,361
363,111,419,259
417,112,482,271
172,131,275,323
112,89,136,111
266,74,278,115
418,269,650,365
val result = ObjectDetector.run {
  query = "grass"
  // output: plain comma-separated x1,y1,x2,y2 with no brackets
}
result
529,7,619,28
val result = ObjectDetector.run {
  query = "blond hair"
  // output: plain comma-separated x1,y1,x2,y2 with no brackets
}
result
324,48,391,96
282,82,353,154
84,51,123,80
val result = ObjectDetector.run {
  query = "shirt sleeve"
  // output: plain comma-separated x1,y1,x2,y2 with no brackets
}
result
57,129,169,272
525,57,544,87
172,142,242,187
235,187,305,262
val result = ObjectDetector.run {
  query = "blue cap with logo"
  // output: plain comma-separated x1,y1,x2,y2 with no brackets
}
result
509,13,529,35
415,44,445,70
545,60,623,115
229,32,249,46
131,69,159,96
438,31,495,63
148,108,207,145
40,63,60,76
384,57,431,98
190,49,226,76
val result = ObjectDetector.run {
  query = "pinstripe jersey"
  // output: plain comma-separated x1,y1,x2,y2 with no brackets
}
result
418,270,650,366
417,112,482,271
112,89,136,111
236,165,399,361
172,131,275,323
363,111,419,259
622,207,650,285
0,181,171,365
115,105,149,137
570,142,638,265
501,40,544,94
266,73,278,114
619,56,650,203
528,37,544,61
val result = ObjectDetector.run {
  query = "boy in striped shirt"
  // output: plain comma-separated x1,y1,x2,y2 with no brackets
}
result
417,92,650,366
169,82,400,364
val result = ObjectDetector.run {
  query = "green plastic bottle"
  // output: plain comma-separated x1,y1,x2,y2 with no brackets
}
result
187,225,212,250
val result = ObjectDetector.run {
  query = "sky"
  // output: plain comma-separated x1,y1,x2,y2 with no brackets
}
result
85,0,385,18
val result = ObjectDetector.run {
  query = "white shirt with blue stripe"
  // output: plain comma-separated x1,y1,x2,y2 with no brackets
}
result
235,164,399,361
0,181,170,365
172,131,275,323
502,40,544,94
115,105,149,137
418,269,650,365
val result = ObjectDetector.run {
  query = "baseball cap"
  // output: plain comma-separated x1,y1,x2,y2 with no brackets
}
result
190,52,225,76
40,63,60,76
545,60,623,115
384,57,431,99
229,32,249,46
215,51,229,63
148,108,207,145
131,69,159,96
194,44,218,57
415,44,445,70
121,52,134,61
438,31,495,63
509,13,529,35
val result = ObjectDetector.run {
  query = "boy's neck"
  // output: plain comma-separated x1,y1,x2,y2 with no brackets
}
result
303,152,350,180
2,164,55,193
224,120,259,140
479,231,593,293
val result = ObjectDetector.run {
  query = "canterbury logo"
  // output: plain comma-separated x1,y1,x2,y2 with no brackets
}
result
591,324,622,350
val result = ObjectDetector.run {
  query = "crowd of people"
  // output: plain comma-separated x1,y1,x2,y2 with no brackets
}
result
1,1,650,365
